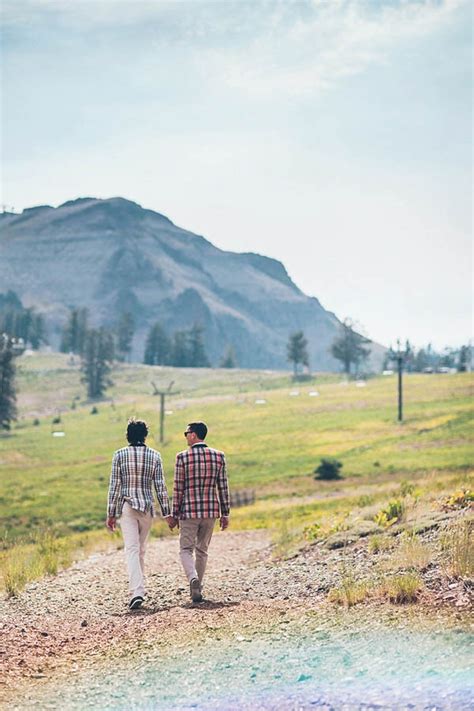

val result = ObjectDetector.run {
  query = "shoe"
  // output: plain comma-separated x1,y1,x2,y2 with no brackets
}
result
190,578,203,603
129,596,144,610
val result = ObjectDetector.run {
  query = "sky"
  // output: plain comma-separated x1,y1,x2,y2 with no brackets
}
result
1,0,472,349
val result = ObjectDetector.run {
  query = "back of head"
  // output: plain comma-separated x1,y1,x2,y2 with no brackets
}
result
127,418,148,445
187,421,208,440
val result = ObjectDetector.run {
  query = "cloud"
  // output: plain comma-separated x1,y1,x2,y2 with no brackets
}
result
197,0,468,97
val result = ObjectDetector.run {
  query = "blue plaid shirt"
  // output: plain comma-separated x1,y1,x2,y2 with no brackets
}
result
107,445,171,518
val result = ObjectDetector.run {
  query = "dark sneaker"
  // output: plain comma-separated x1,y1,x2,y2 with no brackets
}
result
129,596,144,610
190,578,203,603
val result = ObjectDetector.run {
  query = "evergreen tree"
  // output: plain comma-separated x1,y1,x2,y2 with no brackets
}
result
220,345,237,368
61,308,89,355
81,328,114,399
171,331,190,367
116,312,135,362
0,334,18,430
287,331,309,376
144,323,171,365
188,324,210,367
0,291,47,349
330,319,371,376
458,345,470,372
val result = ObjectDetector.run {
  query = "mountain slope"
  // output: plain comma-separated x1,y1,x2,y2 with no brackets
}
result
0,197,381,369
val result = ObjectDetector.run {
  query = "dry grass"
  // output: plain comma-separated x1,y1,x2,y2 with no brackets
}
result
368,534,393,554
380,573,422,603
440,518,474,578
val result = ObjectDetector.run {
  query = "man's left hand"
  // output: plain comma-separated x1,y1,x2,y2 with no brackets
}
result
166,515,178,529
106,516,116,532
220,516,229,530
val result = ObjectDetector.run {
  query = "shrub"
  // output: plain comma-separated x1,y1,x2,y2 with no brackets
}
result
314,458,343,481
374,499,404,528
392,531,432,570
442,490,473,511
368,535,392,554
52,415,61,424
383,573,421,603
90,406,99,415
303,523,321,541
33,418,40,426
440,519,473,578
399,480,415,497
358,495,374,507
36,530,72,576
328,565,368,607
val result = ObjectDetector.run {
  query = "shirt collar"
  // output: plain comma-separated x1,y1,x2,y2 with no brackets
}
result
191,442,207,448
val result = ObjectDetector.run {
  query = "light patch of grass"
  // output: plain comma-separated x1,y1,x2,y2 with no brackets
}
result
390,531,433,571
440,518,474,578
272,518,300,559
327,564,369,607
380,573,422,603
36,530,72,575
368,534,393,554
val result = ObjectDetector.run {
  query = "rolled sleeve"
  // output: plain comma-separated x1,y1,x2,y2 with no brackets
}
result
172,454,185,519
107,452,122,518
217,455,230,517
153,456,171,517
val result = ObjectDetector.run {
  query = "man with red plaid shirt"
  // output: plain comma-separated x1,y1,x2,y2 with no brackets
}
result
171,421,230,602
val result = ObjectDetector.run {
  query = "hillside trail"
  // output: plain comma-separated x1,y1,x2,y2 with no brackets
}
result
0,528,326,703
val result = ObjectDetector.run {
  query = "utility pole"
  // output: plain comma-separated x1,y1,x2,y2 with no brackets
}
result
151,380,177,443
388,340,410,423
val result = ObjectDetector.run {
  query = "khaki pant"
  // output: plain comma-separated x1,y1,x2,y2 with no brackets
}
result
120,501,153,600
179,518,216,583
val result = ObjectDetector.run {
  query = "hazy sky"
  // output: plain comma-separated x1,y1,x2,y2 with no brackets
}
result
2,0,472,349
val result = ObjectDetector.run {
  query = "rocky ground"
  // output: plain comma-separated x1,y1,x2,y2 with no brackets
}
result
0,518,472,709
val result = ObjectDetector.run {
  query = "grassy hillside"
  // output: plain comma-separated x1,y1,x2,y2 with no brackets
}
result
1,353,472,547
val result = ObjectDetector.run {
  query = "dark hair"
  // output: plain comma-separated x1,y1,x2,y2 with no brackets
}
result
127,418,148,444
187,421,208,440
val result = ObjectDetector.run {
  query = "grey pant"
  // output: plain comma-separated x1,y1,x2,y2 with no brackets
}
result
179,518,216,583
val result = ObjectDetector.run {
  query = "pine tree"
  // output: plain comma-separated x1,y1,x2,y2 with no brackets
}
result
287,331,309,376
171,331,190,367
0,334,18,430
61,308,89,355
220,345,237,368
188,324,210,367
81,328,114,399
330,319,371,376
116,312,135,362
144,323,171,365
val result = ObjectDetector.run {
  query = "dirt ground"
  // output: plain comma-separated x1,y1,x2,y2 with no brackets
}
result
0,526,472,709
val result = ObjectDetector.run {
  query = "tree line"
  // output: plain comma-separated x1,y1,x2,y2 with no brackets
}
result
287,318,372,376
0,291,47,350
287,322,471,376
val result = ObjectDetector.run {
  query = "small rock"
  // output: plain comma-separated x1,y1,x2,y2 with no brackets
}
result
81,620,88,627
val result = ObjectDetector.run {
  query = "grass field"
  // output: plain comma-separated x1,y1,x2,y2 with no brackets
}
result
0,353,472,591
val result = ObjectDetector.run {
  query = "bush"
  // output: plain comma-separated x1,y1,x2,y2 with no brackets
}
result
314,458,343,480
52,415,61,424
383,573,421,603
33,418,40,426
440,519,473,578
90,406,99,415
399,480,415,497
442,489,473,511
303,523,321,541
374,499,404,528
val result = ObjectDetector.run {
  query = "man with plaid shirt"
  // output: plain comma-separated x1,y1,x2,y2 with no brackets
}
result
106,419,174,609
171,421,230,602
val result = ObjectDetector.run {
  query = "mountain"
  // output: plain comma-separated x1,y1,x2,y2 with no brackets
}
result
0,197,383,370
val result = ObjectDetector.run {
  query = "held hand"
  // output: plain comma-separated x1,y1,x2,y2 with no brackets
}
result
165,515,178,530
220,516,229,531
106,516,116,532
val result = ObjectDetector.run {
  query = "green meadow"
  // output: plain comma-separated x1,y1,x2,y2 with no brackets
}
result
1,353,472,549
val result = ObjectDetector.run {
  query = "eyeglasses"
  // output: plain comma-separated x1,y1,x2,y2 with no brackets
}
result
183,430,193,436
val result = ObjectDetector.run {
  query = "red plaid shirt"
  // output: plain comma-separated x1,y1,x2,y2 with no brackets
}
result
107,445,171,518
172,443,230,519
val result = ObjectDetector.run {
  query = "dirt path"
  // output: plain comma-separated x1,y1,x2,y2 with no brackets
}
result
1,524,471,708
